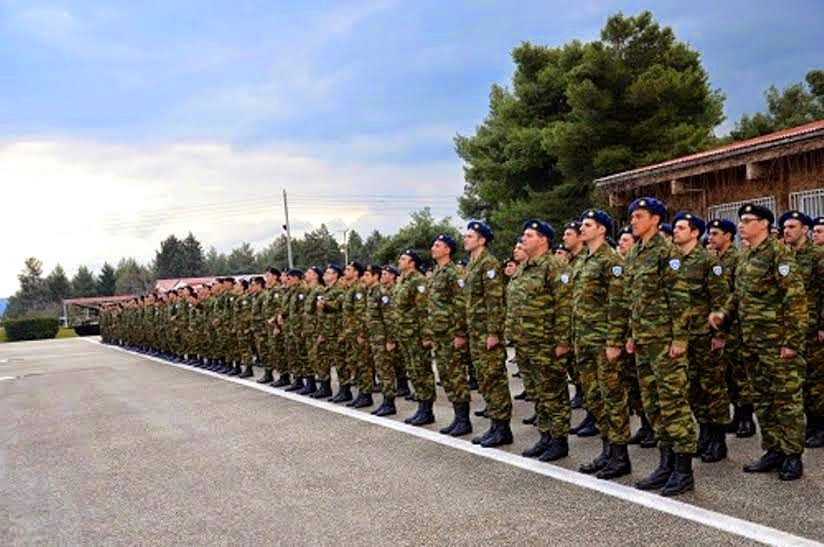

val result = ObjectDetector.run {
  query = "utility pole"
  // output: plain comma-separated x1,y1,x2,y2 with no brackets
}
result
282,189,294,268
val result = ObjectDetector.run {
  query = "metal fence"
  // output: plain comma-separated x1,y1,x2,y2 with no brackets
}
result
707,196,777,222
790,189,824,218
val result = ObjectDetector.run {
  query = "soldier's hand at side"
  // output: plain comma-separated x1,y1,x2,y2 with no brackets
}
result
711,338,725,351
818,330,824,343
625,340,635,354
277,316,284,327
422,339,432,348
318,335,325,343
780,347,797,360
386,342,396,352
669,345,686,359
453,336,466,349
555,345,569,358
356,335,365,345
708,312,725,330
606,346,622,362
486,335,500,350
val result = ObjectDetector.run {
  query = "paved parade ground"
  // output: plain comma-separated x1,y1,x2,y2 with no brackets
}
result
2,338,824,546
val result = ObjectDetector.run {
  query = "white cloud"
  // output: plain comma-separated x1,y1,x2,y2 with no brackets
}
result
0,135,463,296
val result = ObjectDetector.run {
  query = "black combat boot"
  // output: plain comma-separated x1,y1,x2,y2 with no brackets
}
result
661,452,694,497
522,414,537,425
410,400,435,426
439,403,460,435
472,422,494,445
807,416,824,448
448,402,472,437
372,397,397,417
636,447,675,490
310,379,333,399
743,450,784,473
272,373,291,388
696,423,710,457
538,436,569,462
571,412,599,437
570,384,584,409
331,383,353,403
298,376,317,396
227,364,242,377
284,376,304,392
726,405,742,434
481,419,513,448
579,438,611,474
597,444,632,480
257,369,275,384
474,407,488,418
629,413,653,445
778,454,803,480
467,362,479,391
514,390,528,400
700,424,728,463
352,392,374,409
396,377,411,398
404,401,425,424
239,365,254,379
736,405,756,438
522,432,551,458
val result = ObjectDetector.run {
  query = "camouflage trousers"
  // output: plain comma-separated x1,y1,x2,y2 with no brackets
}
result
346,336,374,394
400,334,435,401
742,342,806,455
268,332,286,372
305,331,319,377
723,336,754,407
469,336,512,421
576,342,631,444
239,330,256,365
621,353,644,414
285,326,308,376
804,337,824,417
432,334,470,404
687,333,730,426
635,341,697,454
518,342,567,437
370,338,398,399
315,336,340,382
514,345,538,399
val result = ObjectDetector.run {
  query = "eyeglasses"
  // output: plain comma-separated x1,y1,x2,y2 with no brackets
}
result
739,217,760,224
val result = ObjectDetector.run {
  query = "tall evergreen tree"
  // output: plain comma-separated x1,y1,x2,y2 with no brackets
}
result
153,235,187,278
96,262,117,296
71,266,97,297
181,232,206,277
46,264,72,302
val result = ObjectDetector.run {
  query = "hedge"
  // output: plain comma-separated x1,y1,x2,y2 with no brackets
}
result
3,317,60,342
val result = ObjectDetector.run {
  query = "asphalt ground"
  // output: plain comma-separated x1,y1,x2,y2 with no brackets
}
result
1,338,823,546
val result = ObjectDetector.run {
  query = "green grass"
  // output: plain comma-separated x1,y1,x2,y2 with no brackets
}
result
0,326,77,343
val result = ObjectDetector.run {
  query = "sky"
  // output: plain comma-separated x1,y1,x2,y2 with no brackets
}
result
1,0,822,295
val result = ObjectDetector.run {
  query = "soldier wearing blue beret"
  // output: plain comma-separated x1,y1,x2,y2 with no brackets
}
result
466,220,495,243
433,233,458,256
814,217,824,247
778,210,813,229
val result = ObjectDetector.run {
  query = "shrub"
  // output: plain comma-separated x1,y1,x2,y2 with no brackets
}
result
3,317,60,342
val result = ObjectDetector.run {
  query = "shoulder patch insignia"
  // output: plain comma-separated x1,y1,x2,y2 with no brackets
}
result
417,285,426,293
486,269,496,279
712,265,723,276
381,295,390,305
668,258,681,271
457,278,465,288
778,263,790,277
560,273,570,285
612,265,623,278
317,295,324,301
298,294,305,300
355,292,363,300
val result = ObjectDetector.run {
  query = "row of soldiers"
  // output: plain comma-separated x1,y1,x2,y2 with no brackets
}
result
101,198,823,497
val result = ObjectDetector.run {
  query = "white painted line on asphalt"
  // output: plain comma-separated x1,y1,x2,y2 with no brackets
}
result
84,338,821,547
0,376,15,382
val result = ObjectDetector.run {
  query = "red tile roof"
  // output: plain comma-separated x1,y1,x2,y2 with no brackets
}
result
595,119,824,187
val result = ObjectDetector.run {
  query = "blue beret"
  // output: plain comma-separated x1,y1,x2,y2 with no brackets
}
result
708,218,737,236
815,217,824,227
554,243,568,252
579,209,613,233
672,211,706,237
400,248,422,265
456,259,467,267
309,266,324,279
738,203,774,225
287,269,303,278
522,218,555,240
629,196,667,219
467,220,494,242
618,225,634,237
564,220,582,233
778,210,813,228
382,265,400,277
326,263,343,276
433,233,457,255
659,223,673,236
347,260,365,275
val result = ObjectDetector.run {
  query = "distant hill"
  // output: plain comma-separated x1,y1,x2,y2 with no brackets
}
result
0,298,7,316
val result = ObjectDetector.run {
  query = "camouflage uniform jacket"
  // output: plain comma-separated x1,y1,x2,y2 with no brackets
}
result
365,284,390,345
507,251,571,346
625,231,691,346
464,247,505,339
426,261,467,340
791,239,824,336
342,280,368,339
679,244,727,336
394,270,428,338
571,243,627,347
318,282,344,339
303,284,325,339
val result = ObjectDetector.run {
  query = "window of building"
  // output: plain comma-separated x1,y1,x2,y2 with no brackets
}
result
790,189,824,218
707,196,777,222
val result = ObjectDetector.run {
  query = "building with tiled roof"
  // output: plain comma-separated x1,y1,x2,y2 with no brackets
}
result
595,120,824,222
